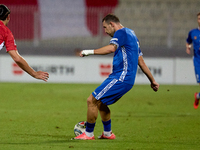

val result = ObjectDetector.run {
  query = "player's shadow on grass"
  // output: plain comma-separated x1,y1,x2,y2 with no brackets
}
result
0,134,75,145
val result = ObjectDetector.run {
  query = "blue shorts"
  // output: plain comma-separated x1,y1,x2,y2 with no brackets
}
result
92,78,133,105
194,66,200,83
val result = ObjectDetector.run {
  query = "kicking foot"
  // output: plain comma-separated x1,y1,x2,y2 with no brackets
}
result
73,132,95,140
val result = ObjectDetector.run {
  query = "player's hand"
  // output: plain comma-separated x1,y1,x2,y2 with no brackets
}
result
151,81,159,92
186,48,191,55
79,51,85,57
34,71,49,82
80,50,94,57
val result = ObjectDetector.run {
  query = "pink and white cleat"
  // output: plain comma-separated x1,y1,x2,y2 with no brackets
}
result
73,132,95,140
98,132,116,139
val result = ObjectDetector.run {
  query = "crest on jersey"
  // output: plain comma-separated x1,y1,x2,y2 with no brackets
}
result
194,36,197,40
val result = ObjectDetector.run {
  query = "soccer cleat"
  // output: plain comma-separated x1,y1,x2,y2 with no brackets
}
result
73,132,95,140
194,92,199,109
98,132,116,139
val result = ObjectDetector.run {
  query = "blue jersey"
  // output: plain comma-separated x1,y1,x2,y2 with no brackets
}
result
109,27,142,85
186,28,200,66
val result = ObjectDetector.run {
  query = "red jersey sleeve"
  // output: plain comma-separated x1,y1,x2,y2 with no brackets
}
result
5,28,17,52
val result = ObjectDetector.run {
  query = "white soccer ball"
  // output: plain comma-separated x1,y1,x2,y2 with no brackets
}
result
74,121,86,137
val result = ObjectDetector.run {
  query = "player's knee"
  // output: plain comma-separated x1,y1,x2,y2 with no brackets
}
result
87,94,97,106
87,94,93,105
87,97,92,105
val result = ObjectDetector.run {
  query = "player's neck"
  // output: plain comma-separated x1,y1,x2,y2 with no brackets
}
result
119,24,124,29
0,20,7,26
115,24,124,31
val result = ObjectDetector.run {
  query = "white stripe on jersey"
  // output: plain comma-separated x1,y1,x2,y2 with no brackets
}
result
111,38,118,41
110,40,119,48
119,46,128,82
0,42,4,50
95,79,118,100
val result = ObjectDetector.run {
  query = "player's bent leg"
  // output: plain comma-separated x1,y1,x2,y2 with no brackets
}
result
74,94,99,140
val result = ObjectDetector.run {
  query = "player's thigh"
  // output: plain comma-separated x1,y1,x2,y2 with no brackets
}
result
92,78,133,105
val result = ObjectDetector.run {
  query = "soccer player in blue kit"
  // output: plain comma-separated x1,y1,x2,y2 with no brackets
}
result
186,12,200,109
74,14,159,140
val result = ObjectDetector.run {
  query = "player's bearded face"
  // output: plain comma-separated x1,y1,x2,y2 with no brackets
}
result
103,21,115,37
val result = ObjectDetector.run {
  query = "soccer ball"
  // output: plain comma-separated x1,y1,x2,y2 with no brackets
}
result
74,121,86,136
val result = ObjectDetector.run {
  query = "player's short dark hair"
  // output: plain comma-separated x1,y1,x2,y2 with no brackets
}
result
197,12,200,17
102,14,120,24
0,4,10,21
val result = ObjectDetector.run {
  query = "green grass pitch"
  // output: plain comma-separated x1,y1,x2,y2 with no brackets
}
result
0,83,199,150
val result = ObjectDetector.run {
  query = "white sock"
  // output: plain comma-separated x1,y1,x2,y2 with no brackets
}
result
85,131,94,137
104,131,112,137
197,93,200,99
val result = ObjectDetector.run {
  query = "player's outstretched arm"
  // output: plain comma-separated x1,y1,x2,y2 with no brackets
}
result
8,50,49,82
138,56,159,92
80,44,117,57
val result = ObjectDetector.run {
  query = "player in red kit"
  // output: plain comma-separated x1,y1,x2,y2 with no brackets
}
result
0,4,49,82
